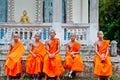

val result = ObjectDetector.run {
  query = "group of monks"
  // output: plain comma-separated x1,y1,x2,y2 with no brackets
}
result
4,30,112,80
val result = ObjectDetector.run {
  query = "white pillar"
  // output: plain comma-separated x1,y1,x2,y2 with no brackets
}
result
72,0,81,23
22,29,25,40
53,0,62,22
72,0,88,23
52,0,64,45
89,0,99,44
81,0,88,23
18,28,20,36
27,31,30,40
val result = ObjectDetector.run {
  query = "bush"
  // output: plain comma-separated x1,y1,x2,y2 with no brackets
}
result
99,0,120,48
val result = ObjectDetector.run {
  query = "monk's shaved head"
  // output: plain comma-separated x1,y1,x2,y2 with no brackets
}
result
70,33,76,37
50,29,56,39
97,31,104,35
35,32,40,37
97,31,104,40
34,32,40,41
13,33,19,38
13,33,19,42
70,33,76,42
50,29,56,35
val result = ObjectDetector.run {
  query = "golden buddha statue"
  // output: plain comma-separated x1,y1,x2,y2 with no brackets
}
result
20,10,30,23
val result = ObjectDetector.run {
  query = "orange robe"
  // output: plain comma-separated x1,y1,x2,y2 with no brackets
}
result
43,38,64,77
4,41,25,76
64,42,84,72
25,42,46,75
94,40,112,76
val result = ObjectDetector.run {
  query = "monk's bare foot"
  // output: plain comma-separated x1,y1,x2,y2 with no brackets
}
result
43,75,47,80
107,77,110,80
98,77,100,80
43,78,47,80
56,76,60,80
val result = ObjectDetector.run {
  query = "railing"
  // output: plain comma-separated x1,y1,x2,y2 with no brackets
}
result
0,23,51,53
62,23,90,45
0,23,92,56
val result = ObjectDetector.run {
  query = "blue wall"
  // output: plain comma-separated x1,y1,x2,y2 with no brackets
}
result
0,0,7,22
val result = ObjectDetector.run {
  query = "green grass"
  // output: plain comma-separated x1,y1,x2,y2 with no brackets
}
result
110,76,120,80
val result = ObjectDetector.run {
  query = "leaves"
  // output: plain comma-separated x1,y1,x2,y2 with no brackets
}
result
99,0,120,48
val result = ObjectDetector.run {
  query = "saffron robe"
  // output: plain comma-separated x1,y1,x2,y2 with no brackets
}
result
43,38,64,77
64,42,84,72
4,41,25,76
94,40,112,76
25,42,46,74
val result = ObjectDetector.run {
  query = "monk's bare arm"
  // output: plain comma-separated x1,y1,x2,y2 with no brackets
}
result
45,41,50,55
105,41,110,59
72,50,80,55
105,47,109,58
66,43,70,54
8,43,12,54
29,43,36,57
72,46,80,55
54,39,60,55
94,41,101,57
29,43,33,53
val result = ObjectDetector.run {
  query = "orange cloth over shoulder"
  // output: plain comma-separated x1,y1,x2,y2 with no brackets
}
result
4,41,25,76
94,40,112,76
25,42,46,75
64,41,84,72
43,38,64,77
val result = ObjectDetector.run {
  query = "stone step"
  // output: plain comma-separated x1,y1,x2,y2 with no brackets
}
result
0,57,120,80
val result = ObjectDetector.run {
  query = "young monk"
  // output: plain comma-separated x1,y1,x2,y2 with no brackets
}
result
25,33,46,80
64,33,84,78
4,33,25,80
43,30,64,80
94,31,112,80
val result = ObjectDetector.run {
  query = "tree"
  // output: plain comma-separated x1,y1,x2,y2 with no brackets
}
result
99,0,120,48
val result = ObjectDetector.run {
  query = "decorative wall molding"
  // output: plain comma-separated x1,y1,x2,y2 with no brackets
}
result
66,0,73,23
35,0,43,23
7,0,15,22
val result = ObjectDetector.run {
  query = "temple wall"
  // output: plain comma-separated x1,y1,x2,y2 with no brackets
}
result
72,0,81,23
14,0,36,22
72,0,88,23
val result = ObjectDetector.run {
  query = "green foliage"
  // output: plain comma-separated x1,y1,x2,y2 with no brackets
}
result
99,0,120,48
110,76,120,80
